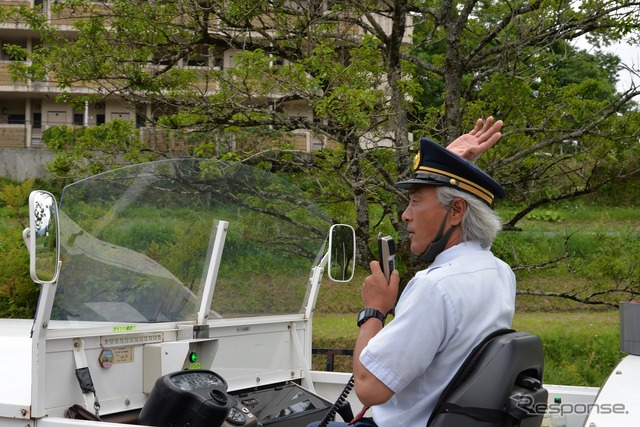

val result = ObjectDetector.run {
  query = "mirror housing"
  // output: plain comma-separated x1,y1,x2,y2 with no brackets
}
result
328,224,355,282
26,190,61,284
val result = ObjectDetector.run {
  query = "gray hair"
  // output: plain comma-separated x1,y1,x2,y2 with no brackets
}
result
436,186,503,248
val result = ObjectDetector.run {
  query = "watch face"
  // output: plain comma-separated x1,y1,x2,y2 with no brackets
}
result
358,308,384,327
358,308,371,322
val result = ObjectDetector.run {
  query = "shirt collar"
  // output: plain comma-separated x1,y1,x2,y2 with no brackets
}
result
427,241,486,271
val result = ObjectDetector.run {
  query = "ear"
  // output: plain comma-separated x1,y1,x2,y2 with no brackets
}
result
449,198,467,226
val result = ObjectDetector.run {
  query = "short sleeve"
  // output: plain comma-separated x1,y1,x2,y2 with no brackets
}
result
359,275,456,393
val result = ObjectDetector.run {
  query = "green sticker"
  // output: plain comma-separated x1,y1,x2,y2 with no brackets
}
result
112,325,137,333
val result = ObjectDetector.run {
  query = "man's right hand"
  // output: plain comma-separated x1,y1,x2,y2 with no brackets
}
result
361,261,399,317
446,116,503,161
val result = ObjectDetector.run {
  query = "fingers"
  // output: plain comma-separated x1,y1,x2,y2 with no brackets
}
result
475,117,499,137
369,260,382,274
481,116,496,134
483,129,502,147
389,269,400,290
469,118,484,136
486,119,503,137
362,261,399,314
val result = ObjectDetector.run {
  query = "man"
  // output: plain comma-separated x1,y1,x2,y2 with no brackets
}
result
310,117,515,427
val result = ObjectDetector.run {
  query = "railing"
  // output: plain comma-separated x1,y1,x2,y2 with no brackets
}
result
312,348,354,372
0,123,333,152
0,124,26,147
48,1,112,26
0,0,31,25
0,62,27,86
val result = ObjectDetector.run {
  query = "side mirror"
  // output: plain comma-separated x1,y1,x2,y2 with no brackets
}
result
328,224,355,282
26,190,60,284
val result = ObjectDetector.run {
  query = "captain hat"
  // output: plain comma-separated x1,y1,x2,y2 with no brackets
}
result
396,137,505,206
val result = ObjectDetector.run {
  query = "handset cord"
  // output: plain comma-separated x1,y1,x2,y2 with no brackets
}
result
317,374,355,427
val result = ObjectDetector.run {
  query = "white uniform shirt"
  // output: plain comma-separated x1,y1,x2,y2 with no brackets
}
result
359,241,516,427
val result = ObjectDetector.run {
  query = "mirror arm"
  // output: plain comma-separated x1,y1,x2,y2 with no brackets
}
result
317,250,329,270
304,252,328,320
22,228,32,256
51,259,62,284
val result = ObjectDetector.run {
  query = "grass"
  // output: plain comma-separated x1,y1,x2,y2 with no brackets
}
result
499,202,640,229
312,311,624,387
514,311,623,386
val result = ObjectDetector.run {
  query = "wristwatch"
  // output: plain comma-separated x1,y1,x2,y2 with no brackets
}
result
357,308,386,327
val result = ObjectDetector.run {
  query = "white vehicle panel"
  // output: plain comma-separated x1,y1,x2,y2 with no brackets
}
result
0,320,32,419
584,355,640,427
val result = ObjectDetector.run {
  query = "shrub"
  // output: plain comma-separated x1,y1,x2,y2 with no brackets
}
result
0,181,38,318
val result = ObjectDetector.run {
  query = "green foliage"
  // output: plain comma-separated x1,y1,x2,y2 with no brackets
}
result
513,312,623,386
0,179,34,218
589,174,640,207
42,120,158,181
493,231,562,268
307,37,388,129
542,330,621,386
493,215,640,307
0,181,39,318
524,210,564,222
571,231,640,300
0,227,38,318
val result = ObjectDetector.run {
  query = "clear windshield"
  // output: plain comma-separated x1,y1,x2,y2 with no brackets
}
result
51,159,331,323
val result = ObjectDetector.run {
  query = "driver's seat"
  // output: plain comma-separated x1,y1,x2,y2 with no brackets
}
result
427,329,547,427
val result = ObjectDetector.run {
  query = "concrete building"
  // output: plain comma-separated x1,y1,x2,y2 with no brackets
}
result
0,0,412,180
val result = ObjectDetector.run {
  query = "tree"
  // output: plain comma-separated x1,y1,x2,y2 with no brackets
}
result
6,0,640,300
42,119,157,182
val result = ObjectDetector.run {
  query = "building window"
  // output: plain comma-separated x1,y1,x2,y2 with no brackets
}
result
136,112,146,128
112,112,130,120
33,113,42,128
8,114,25,124
73,113,84,126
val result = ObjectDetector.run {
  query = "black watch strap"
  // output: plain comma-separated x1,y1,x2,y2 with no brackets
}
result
357,308,386,327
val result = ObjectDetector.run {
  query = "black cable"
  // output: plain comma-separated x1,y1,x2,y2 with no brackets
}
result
317,375,355,427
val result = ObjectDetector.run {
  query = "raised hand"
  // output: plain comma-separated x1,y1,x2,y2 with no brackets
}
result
446,116,503,161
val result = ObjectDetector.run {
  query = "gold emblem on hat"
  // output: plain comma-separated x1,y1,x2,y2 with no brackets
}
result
413,152,421,171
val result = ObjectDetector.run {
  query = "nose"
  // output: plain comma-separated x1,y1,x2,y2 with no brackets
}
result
401,206,411,222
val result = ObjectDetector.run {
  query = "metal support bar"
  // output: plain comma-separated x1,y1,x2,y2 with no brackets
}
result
291,323,315,393
197,220,228,325
72,339,100,416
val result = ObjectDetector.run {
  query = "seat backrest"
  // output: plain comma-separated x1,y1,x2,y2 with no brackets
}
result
427,330,547,427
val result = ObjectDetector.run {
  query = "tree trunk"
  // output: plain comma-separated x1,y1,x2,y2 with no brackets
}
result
441,0,464,143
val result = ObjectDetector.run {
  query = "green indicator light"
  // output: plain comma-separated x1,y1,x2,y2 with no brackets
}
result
189,352,198,363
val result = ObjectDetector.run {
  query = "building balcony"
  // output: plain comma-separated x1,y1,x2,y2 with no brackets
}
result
0,123,25,147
